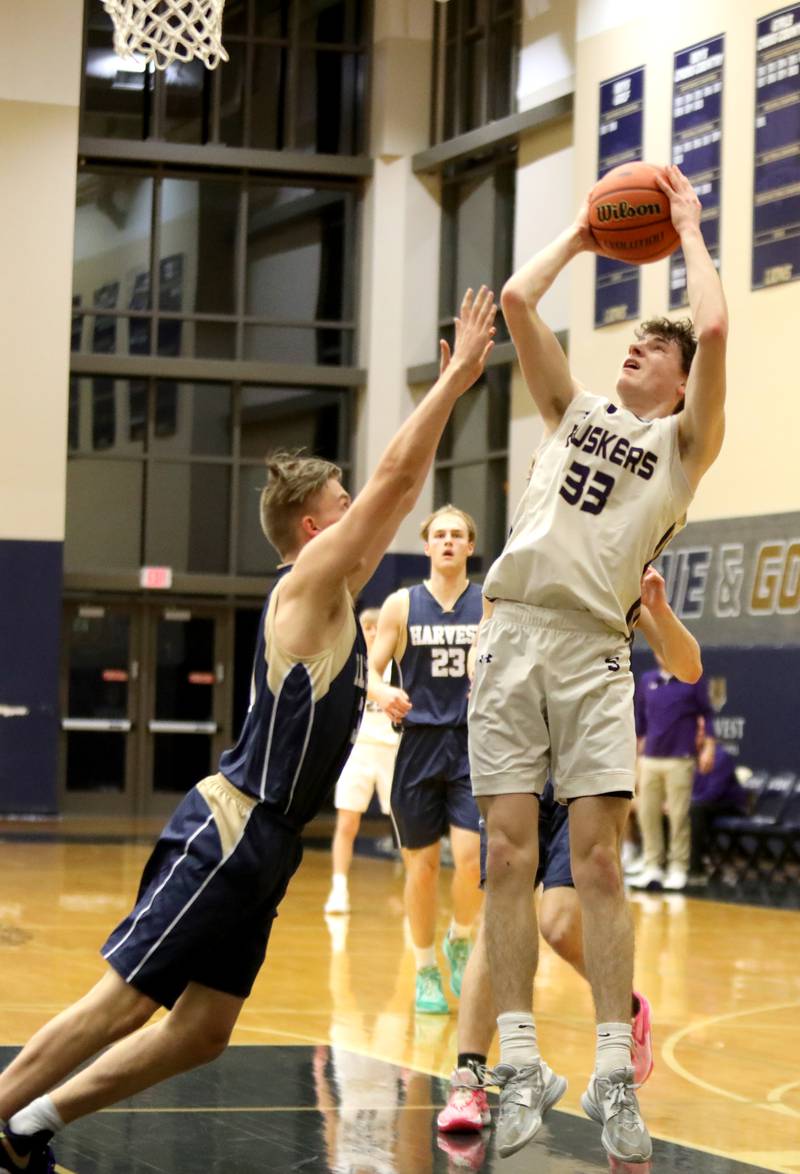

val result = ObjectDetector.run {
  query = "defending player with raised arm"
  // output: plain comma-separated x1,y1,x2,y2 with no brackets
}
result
471,167,727,1167
0,290,496,1174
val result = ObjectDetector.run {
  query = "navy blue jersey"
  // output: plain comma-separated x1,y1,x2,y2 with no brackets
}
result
219,570,367,829
398,581,482,728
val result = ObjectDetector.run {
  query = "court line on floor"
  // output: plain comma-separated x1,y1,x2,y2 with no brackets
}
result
661,998,800,1119
768,1079,800,1103
99,1104,440,1114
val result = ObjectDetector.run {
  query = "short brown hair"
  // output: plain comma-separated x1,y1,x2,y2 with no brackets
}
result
259,450,342,558
637,317,697,376
419,504,477,544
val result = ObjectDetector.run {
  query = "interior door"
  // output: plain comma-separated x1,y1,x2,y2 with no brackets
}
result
60,603,139,813
142,606,229,814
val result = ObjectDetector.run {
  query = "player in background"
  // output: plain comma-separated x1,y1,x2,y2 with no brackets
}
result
325,607,400,915
0,289,497,1174
438,568,699,1152
369,507,483,1015
471,164,727,1164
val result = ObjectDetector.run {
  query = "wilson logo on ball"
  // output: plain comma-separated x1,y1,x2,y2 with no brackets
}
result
596,199,662,222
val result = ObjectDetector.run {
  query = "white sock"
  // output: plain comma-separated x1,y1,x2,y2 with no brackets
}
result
596,1022,633,1078
497,1011,540,1068
331,873,348,894
9,1095,65,1137
413,944,436,971
448,920,472,941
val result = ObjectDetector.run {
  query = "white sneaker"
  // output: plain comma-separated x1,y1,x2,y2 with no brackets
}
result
324,887,350,914
628,868,664,890
581,1066,652,1163
663,868,687,891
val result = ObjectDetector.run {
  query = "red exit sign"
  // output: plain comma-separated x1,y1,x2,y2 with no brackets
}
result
139,566,173,590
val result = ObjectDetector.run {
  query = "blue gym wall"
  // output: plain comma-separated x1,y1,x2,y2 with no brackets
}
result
0,540,62,814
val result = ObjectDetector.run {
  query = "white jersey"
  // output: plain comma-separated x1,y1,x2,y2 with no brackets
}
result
483,391,693,635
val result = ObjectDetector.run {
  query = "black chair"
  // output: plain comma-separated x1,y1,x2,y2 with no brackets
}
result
761,779,800,880
708,772,795,880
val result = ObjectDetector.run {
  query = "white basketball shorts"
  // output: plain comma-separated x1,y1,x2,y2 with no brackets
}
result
333,739,397,814
468,600,636,803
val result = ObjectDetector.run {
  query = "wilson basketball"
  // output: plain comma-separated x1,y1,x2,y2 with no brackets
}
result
588,162,679,264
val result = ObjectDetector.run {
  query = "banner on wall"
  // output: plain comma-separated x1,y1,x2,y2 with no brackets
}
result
650,511,800,646
752,4,800,289
669,35,724,309
594,67,644,329
632,511,800,772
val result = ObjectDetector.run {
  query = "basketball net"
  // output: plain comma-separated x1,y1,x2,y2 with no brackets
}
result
102,0,229,71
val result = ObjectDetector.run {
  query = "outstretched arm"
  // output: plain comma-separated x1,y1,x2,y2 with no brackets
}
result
656,166,728,489
368,592,412,724
280,287,497,657
501,200,598,433
637,567,702,683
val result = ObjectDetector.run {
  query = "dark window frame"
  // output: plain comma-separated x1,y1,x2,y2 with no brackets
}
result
72,163,361,367
81,0,372,156
66,377,354,580
431,0,521,145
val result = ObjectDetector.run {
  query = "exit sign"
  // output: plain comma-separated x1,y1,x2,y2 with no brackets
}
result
140,565,173,590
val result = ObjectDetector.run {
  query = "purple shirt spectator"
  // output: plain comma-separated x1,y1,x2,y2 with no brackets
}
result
634,670,714,758
692,746,746,809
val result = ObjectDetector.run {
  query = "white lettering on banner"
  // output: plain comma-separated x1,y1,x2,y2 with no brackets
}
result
659,547,712,618
714,716,746,740
714,544,745,618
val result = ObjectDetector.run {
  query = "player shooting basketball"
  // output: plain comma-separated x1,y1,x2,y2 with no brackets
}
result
469,164,727,1164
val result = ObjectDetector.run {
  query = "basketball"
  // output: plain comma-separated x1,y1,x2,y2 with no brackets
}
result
588,162,679,264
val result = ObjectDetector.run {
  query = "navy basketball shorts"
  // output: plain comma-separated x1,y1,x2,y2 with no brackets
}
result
479,781,573,891
102,774,303,1008
390,725,481,851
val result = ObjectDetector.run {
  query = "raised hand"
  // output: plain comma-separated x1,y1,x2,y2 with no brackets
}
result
447,285,497,389
572,194,604,255
654,164,702,238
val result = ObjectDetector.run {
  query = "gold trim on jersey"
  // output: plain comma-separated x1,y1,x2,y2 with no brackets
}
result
264,581,358,703
393,588,410,663
197,773,257,857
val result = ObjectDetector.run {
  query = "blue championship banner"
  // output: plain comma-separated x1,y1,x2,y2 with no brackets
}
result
631,511,800,773
670,36,724,309
594,67,645,328
753,4,800,289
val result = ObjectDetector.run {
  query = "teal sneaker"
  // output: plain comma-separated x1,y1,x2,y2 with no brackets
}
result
415,965,449,1014
442,933,472,997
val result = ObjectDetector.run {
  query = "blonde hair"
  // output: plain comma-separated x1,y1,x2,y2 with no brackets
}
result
259,450,342,558
419,504,477,544
359,607,381,627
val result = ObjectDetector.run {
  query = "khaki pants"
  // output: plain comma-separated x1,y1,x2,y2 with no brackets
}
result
638,756,696,872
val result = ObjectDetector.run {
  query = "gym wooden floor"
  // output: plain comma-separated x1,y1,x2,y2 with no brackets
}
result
0,824,797,1173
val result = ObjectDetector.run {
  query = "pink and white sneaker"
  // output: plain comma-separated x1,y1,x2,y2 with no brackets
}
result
437,1067,491,1133
631,990,654,1085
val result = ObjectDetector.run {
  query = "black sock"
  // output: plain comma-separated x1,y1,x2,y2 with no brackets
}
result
458,1052,487,1076
4,1128,53,1157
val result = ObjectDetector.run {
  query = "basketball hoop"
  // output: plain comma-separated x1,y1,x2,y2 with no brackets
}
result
102,0,229,71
